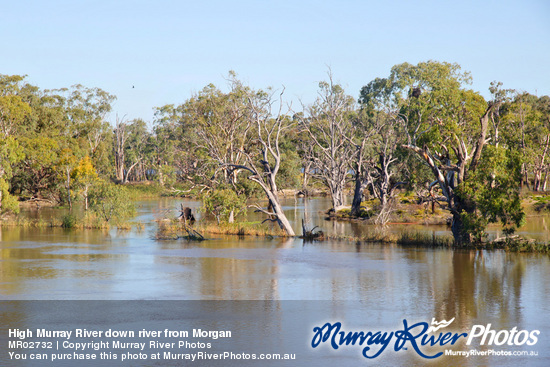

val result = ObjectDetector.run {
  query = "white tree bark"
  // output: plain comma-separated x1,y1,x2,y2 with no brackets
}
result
225,88,296,236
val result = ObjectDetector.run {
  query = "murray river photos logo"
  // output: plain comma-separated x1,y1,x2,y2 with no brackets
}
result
311,318,540,359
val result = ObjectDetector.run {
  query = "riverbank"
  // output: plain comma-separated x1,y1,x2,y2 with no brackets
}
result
0,212,144,231
5,187,550,253
152,215,550,254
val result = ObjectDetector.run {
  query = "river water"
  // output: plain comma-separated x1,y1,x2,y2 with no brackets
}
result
1,197,549,366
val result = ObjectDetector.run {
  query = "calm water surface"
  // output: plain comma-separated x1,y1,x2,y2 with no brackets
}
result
1,198,549,365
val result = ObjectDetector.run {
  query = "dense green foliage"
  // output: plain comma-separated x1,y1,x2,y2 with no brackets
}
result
457,146,525,240
357,61,532,243
1,63,549,244
202,187,246,224
88,180,135,222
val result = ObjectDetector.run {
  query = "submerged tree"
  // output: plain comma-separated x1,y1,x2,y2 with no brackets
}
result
224,87,297,235
63,84,116,175
113,117,149,183
500,92,550,191
113,116,128,183
151,105,185,185
173,74,297,235
123,118,149,183
56,147,79,210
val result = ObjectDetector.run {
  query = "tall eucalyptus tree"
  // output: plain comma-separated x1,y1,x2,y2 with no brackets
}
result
367,61,524,243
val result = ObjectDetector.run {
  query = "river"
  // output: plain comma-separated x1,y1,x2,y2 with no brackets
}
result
1,197,549,366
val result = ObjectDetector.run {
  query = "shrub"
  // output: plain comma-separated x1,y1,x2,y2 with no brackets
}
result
61,213,78,228
88,181,136,222
201,188,246,224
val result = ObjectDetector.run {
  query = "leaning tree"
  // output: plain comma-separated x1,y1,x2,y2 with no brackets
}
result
182,75,297,236
224,87,296,235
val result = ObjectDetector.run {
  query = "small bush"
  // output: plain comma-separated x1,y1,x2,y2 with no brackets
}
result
533,195,550,212
89,181,136,223
61,213,78,228
201,188,246,224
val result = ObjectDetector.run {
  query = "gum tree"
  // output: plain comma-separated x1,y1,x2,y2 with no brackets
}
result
151,105,185,185
367,61,524,244
500,92,550,191
174,75,297,236
354,78,407,223
0,137,24,213
300,76,356,211
63,85,116,175
182,73,253,185
225,87,296,235
0,75,31,212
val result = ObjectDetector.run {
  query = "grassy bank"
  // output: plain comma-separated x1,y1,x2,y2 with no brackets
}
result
155,220,287,240
124,182,167,198
159,218,550,254
0,213,142,231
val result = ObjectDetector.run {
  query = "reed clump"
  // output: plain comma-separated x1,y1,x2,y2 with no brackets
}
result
1,216,62,228
397,232,454,247
195,221,286,237
116,223,132,231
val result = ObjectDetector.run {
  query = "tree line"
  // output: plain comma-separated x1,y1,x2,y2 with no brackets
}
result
1,61,549,243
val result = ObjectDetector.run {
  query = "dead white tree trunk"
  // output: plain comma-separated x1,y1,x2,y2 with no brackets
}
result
225,88,296,236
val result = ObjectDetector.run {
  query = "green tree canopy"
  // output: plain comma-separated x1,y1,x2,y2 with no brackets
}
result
361,61,524,244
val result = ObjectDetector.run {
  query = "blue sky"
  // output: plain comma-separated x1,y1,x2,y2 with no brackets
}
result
1,0,549,123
